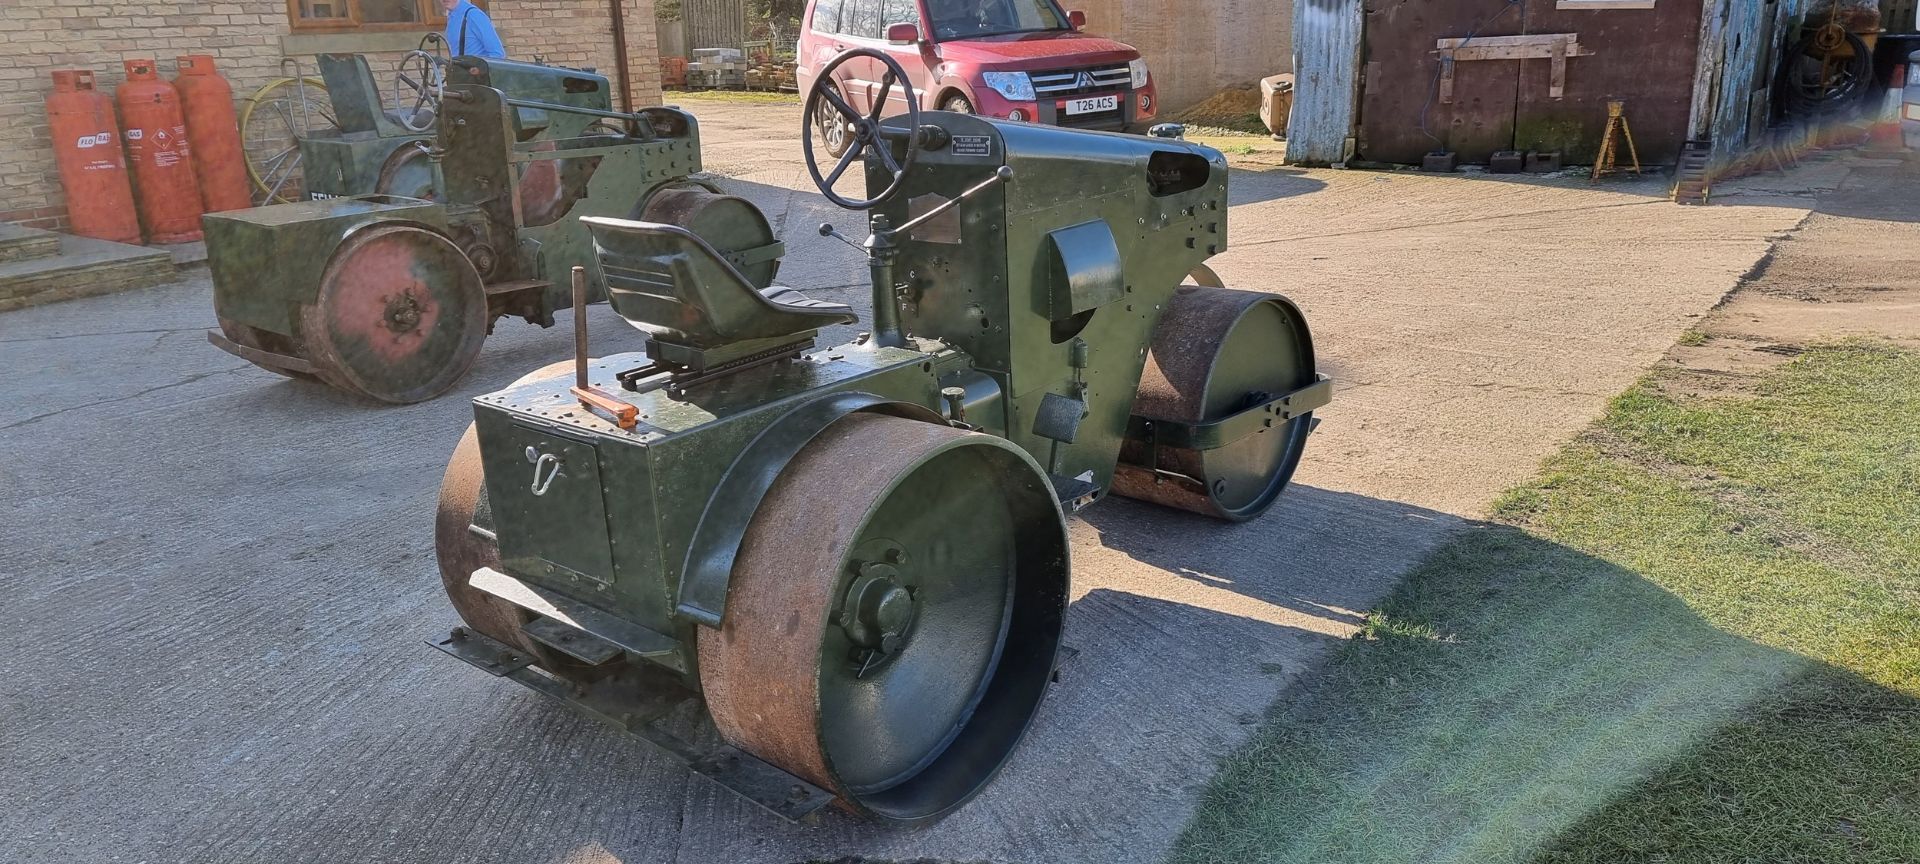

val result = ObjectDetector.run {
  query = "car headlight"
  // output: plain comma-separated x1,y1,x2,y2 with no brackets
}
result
981,71,1035,102
1129,58,1149,90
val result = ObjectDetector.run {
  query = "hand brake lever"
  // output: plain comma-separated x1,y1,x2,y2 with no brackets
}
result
890,166,1014,237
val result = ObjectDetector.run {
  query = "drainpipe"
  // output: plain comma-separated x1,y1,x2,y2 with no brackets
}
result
610,0,635,113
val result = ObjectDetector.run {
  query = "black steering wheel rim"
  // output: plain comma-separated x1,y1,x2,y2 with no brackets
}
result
804,48,923,210
394,49,445,133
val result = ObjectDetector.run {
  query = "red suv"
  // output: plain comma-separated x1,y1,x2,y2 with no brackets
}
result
797,0,1156,153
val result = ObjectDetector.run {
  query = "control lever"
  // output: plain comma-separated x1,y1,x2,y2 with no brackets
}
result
818,222,863,252
858,165,1015,349
890,165,1014,238
566,265,639,431
818,165,1016,255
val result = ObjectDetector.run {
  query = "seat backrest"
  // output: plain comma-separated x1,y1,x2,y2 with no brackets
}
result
582,216,846,349
317,54,406,137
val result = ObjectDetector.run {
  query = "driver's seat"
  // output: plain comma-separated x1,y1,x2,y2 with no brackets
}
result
317,53,411,137
583,216,855,370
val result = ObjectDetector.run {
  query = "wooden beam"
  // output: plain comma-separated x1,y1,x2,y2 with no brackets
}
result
1435,33,1582,49
1433,33,1593,102
1434,33,1594,60
1550,35,1568,97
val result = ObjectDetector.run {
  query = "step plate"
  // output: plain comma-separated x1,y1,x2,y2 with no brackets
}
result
429,627,836,822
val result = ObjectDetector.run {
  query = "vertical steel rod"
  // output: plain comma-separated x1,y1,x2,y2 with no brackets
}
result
865,214,908,349
572,265,590,389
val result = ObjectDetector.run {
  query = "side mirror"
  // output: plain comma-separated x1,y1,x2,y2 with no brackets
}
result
1068,9,1087,28
886,22,920,44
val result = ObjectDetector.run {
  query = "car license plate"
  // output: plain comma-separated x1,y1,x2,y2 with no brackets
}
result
1063,95,1119,116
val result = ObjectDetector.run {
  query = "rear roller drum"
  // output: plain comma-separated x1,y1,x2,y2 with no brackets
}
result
638,185,782,289
298,223,487,404
698,413,1069,822
434,362,602,679
1113,285,1318,521
374,141,436,200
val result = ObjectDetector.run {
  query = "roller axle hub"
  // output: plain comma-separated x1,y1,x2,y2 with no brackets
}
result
382,287,428,333
838,561,919,662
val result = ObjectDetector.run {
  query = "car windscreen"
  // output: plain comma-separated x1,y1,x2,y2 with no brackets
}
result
928,0,1068,40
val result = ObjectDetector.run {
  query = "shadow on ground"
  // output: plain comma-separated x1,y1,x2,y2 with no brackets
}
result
1223,166,1327,206
1171,523,1920,864
0,246,1459,864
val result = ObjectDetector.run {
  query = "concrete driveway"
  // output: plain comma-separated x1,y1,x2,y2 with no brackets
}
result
0,96,1814,863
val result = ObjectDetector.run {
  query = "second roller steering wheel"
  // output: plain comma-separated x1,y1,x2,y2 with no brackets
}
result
803,48,924,210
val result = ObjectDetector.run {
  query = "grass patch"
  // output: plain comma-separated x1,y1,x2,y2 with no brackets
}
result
1176,113,1270,137
663,89,799,105
1172,341,1920,864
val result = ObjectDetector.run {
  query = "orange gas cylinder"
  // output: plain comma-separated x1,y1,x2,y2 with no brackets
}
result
44,70,142,244
116,59,202,244
173,55,252,213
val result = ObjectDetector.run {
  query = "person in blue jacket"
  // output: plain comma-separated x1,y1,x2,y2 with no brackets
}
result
441,0,507,59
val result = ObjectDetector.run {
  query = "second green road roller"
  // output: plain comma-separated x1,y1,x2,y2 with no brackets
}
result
206,55,780,403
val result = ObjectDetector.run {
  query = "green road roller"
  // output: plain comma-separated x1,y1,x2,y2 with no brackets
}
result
206,56,780,403
430,48,1331,823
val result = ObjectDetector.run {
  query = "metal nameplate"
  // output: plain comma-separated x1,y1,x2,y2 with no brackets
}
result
950,135,993,157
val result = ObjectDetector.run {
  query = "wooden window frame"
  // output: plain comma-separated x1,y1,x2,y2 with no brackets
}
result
287,0,481,33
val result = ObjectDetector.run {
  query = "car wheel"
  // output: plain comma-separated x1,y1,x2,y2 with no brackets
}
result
941,94,974,114
814,82,853,158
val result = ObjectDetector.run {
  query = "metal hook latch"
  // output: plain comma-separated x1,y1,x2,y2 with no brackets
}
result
527,448,563,496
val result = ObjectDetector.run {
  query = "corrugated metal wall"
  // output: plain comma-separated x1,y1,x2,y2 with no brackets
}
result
1286,0,1364,165
1697,0,1809,163
684,0,746,50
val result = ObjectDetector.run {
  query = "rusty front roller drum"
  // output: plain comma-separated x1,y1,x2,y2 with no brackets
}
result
298,223,487,404
434,361,607,681
1112,285,1318,521
698,413,1069,822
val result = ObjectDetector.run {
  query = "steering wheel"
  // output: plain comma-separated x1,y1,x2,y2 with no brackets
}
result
804,48,923,210
394,48,447,133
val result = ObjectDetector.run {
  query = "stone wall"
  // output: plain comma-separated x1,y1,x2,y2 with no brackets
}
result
0,0,659,230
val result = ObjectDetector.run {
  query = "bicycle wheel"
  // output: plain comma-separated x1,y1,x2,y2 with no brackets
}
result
240,76,337,204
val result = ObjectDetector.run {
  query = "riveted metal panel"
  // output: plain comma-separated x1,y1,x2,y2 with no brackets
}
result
479,417,618,594
872,114,1225,492
468,342,958,649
